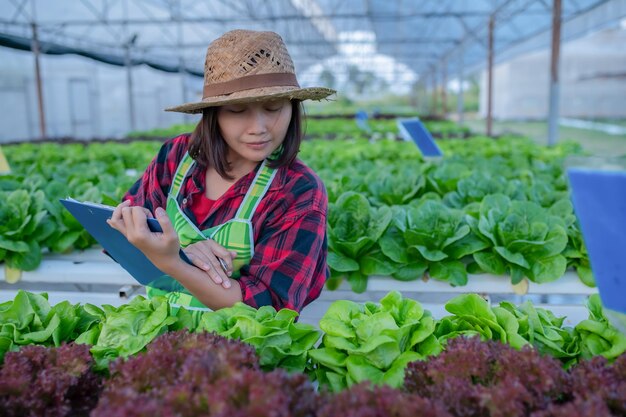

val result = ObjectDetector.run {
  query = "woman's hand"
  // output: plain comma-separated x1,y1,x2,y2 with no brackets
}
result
183,240,237,289
106,201,182,274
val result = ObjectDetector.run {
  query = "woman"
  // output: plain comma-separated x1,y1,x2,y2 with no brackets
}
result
107,29,335,312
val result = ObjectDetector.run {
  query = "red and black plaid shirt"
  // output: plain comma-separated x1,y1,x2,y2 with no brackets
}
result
124,134,329,313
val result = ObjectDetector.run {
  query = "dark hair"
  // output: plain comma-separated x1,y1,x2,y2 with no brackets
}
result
188,100,304,180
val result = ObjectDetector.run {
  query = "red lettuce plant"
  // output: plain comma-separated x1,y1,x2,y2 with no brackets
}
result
92,330,317,417
404,337,626,417
0,343,102,417
318,382,451,417
529,395,614,417
198,368,317,417
404,337,571,417
566,354,626,416
527,354,625,417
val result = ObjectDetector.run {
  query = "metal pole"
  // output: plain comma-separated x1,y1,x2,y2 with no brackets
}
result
418,75,428,116
432,72,438,117
547,0,562,146
124,45,136,131
30,0,46,139
123,0,135,132
486,14,494,137
422,77,426,115
424,76,431,116
457,49,465,126
441,61,447,117
177,0,189,124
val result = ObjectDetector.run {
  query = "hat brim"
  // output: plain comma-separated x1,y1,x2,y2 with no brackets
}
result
164,86,336,114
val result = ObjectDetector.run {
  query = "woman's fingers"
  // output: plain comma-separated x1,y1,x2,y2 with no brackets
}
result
188,240,234,275
121,206,138,243
184,249,221,282
107,200,131,235
207,261,231,288
206,240,237,275
141,207,154,218
183,246,231,289
130,206,150,233
198,248,231,287
155,207,178,244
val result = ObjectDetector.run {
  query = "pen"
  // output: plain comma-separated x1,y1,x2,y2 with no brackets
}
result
217,257,229,273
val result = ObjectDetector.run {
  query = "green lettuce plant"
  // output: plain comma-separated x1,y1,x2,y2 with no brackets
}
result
524,177,569,208
308,291,440,392
327,192,392,292
379,200,485,285
442,171,522,209
0,189,55,282
0,290,101,363
434,294,529,350
467,194,569,284
365,165,425,207
83,296,178,370
563,220,594,286
198,302,320,373
424,156,473,195
42,179,107,253
498,300,580,366
576,294,626,361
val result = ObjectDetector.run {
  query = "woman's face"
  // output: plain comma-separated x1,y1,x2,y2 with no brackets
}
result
217,99,292,166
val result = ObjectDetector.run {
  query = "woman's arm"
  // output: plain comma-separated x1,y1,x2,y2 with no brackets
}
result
158,257,243,309
236,207,328,312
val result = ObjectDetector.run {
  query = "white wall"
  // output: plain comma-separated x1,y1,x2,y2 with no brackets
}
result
0,47,202,142
479,27,626,120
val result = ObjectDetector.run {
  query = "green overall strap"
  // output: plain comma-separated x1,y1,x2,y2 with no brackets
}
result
233,159,277,220
166,152,206,247
207,160,277,263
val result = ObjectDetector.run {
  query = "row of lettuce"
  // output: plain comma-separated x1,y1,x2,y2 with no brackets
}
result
1,131,592,290
127,116,472,140
1,290,624,416
2,290,624,383
0,141,157,280
306,135,592,291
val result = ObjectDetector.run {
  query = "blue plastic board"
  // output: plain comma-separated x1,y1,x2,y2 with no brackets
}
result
355,110,371,132
568,168,626,314
355,110,368,121
397,119,443,157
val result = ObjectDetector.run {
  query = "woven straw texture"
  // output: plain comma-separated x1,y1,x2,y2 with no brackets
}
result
166,30,335,113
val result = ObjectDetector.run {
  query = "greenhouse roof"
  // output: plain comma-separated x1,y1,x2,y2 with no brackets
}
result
1,0,625,85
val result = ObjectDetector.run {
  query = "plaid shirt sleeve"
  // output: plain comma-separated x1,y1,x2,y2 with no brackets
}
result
123,135,188,210
237,176,329,313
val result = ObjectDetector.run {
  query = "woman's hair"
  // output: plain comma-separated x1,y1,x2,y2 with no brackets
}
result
188,100,304,179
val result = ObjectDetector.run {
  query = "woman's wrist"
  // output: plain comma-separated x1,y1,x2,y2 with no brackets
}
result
154,255,187,277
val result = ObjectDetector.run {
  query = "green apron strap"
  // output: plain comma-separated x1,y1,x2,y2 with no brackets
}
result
234,160,278,220
167,152,207,244
170,152,195,197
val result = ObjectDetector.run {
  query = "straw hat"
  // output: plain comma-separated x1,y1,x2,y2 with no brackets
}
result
165,30,336,113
